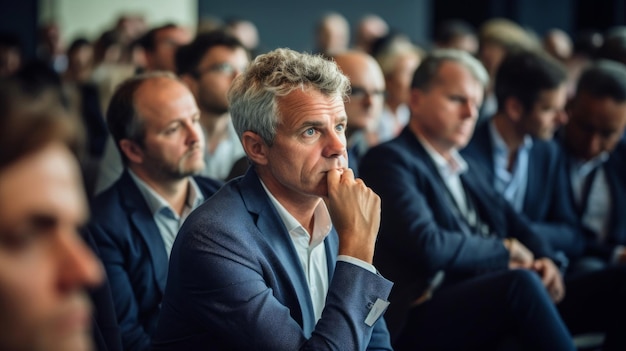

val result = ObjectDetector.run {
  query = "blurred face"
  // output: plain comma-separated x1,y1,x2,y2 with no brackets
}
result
259,88,348,202
339,55,385,132
520,84,568,140
0,143,103,351
385,53,421,107
410,61,483,156
189,46,249,116
565,92,626,160
147,27,191,71
478,41,506,81
133,78,205,180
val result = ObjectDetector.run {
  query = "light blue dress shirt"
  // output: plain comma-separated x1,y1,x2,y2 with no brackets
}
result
128,170,205,257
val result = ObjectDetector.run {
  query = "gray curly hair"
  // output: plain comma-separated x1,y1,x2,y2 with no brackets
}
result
228,48,350,145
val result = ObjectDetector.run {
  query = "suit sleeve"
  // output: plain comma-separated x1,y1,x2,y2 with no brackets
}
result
88,222,150,351
360,145,510,275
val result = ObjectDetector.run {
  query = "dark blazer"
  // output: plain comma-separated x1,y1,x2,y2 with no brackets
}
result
83,230,123,351
560,139,626,261
152,168,393,350
462,121,584,257
88,171,222,351
359,127,556,336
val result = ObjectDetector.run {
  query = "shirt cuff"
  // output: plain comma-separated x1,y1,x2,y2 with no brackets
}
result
337,255,377,274
611,245,625,264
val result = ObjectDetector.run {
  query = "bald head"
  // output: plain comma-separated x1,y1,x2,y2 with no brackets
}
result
333,51,385,133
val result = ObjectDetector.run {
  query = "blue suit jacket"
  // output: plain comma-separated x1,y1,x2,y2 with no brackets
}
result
88,171,222,351
462,122,584,257
359,127,557,337
152,168,393,350
559,139,626,261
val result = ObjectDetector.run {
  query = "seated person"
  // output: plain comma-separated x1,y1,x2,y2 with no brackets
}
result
87,72,222,351
153,48,393,350
360,49,576,351
559,60,626,273
0,80,104,350
462,50,582,259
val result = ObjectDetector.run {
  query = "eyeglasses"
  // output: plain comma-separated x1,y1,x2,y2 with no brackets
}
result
349,86,386,100
193,62,244,78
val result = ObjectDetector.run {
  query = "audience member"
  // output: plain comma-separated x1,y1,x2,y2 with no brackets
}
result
374,39,423,143
138,23,192,72
0,33,22,77
543,28,573,63
87,72,223,351
153,48,393,350
176,30,249,180
333,50,386,175
560,60,626,273
477,18,540,122
360,49,575,350
0,80,104,351
433,19,479,55
224,18,261,57
314,12,350,57
462,50,578,257
354,14,389,55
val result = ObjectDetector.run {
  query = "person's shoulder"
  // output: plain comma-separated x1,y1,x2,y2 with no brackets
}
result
193,175,224,195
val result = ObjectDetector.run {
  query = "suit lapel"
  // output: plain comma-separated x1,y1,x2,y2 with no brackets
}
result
238,169,317,335
523,143,541,214
119,172,169,294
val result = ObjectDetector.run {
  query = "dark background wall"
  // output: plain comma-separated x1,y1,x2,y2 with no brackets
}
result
199,0,431,52
1,0,626,61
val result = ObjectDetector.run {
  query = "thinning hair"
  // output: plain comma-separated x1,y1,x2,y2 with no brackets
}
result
105,71,181,164
227,48,350,146
576,60,626,102
495,49,567,111
411,49,489,91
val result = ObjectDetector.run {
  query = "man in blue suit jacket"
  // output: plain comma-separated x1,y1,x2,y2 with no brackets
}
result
88,72,222,351
153,48,393,350
558,60,626,271
462,50,583,259
360,49,576,350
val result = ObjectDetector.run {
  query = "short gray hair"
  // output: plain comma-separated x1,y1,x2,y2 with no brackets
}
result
228,48,350,145
411,49,489,91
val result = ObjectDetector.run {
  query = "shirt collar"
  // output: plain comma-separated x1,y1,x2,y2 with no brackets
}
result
415,133,468,178
571,152,609,177
128,170,204,217
489,119,533,157
260,180,332,248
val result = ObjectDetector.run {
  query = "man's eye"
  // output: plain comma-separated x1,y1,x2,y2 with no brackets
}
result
303,128,316,137
336,124,345,132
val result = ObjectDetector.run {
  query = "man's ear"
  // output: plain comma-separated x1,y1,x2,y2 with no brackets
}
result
241,131,269,166
504,97,524,123
408,88,423,114
119,139,145,164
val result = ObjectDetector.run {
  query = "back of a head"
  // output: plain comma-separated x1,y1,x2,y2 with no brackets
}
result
175,30,245,76
576,60,626,102
495,50,568,110
228,48,350,145
411,49,489,91
315,12,350,56
435,19,478,52
138,23,178,52
596,26,626,66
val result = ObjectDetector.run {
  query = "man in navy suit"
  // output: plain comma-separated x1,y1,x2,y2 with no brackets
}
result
559,60,626,272
360,49,576,350
88,72,222,351
462,50,581,260
462,50,626,349
153,48,393,350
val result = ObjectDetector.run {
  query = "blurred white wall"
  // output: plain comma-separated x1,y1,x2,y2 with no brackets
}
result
40,0,197,43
